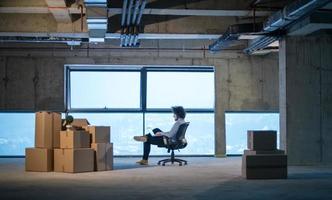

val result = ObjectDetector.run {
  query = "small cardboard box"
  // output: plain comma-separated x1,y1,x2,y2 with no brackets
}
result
60,130,90,149
25,148,53,172
87,126,110,143
35,111,62,149
71,119,90,128
91,143,113,171
54,148,94,173
243,149,285,155
247,130,277,151
242,167,287,179
242,154,287,168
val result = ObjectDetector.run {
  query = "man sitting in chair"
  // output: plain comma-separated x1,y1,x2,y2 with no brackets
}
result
133,106,187,165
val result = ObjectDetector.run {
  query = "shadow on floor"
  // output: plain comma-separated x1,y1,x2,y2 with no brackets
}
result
288,172,332,180
194,172,332,200
113,162,158,170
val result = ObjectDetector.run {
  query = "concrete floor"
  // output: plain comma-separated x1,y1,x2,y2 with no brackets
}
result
0,157,332,200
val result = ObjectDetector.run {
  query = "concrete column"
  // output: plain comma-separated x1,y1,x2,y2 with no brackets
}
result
279,36,332,165
214,61,227,157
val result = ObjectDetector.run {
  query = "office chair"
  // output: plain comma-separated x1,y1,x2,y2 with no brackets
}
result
157,122,190,166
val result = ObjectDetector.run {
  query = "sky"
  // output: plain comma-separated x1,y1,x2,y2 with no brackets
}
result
0,71,279,155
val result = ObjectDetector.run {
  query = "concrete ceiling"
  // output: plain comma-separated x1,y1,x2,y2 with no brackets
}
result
0,0,289,34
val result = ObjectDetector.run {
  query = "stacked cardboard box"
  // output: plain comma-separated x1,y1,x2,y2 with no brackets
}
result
54,118,94,173
25,111,61,172
26,115,114,173
86,126,113,171
242,130,287,179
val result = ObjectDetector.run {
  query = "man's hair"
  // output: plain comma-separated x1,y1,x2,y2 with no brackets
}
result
172,106,186,119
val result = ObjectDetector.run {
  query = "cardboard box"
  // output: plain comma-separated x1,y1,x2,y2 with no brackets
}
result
35,111,62,149
25,148,53,172
91,143,113,171
86,126,110,143
60,130,90,149
242,154,287,168
242,167,287,179
54,148,94,173
247,130,277,151
243,149,285,155
71,118,90,128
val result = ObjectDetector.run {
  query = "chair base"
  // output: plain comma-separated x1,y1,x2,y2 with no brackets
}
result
158,158,188,166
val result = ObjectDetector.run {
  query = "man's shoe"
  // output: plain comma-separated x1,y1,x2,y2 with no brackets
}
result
136,159,148,165
133,136,147,142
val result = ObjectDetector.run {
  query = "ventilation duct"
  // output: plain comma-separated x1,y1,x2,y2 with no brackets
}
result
85,0,108,42
209,23,263,52
245,0,332,54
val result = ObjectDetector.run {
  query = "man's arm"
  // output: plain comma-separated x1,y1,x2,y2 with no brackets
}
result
159,121,180,138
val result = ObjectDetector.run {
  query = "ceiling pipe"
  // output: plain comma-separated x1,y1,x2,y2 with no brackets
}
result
124,0,134,46
242,0,332,54
133,0,147,46
129,0,141,46
120,0,128,47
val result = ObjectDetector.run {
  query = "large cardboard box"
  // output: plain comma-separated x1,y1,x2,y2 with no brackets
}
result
243,149,285,155
91,143,113,171
242,154,287,168
87,126,110,143
242,153,288,179
54,148,94,173
247,130,277,151
242,167,287,179
60,130,90,149
35,111,62,149
25,148,53,172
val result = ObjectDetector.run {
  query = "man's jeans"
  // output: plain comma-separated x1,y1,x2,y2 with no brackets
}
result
143,128,165,160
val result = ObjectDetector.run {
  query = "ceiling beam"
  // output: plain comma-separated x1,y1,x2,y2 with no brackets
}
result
45,0,72,23
0,7,85,14
0,7,273,17
0,32,220,40
108,8,273,17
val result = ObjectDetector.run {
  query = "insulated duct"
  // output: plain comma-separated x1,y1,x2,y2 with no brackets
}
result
209,23,263,52
245,0,332,54
85,0,108,42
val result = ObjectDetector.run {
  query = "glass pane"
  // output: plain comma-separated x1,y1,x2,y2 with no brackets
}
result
0,113,35,156
147,72,214,109
70,71,140,109
225,113,280,155
145,113,214,155
70,113,143,155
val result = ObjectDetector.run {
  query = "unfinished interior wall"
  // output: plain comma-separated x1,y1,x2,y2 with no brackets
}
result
279,36,332,165
0,44,279,156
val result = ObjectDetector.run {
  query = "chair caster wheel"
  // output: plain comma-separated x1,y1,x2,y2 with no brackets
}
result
162,163,165,166
179,163,182,166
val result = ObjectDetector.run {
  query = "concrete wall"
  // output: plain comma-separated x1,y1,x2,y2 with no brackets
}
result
0,44,279,156
279,36,332,165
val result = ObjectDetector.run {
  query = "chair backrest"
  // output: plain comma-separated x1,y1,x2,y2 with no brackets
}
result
175,122,190,141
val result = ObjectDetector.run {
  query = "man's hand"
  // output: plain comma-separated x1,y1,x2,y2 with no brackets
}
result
155,132,162,136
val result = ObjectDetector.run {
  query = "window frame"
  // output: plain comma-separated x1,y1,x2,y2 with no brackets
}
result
65,65,215,113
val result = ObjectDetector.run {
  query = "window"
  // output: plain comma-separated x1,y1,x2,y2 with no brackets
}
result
225,112,280,155
145,113,214,155
67,65,215,156
0,113,35,156
70,71,140,109
147,72,214,109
